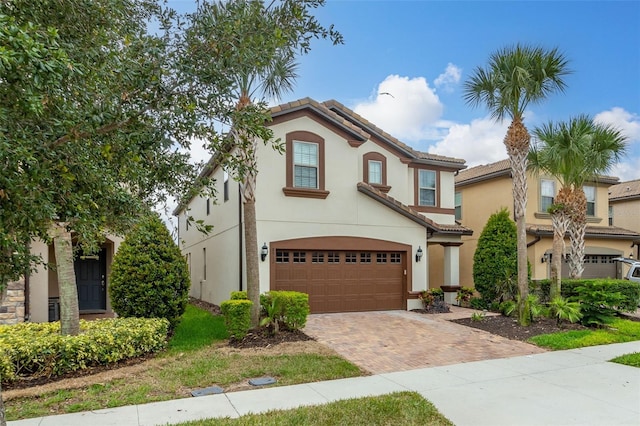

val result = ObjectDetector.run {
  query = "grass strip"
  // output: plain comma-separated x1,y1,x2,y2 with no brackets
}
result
529,319,640,350
175,391,453,426
610,352,640,368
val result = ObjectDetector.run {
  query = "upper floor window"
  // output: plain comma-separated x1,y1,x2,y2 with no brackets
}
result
294,141,318,188
223,169,229,202
284,131,328,199
368,160,382,184
418,170,436,206
454,192,462,220
363,152,390,192
608,205,613,226
584,185,596,216
540,179,555,212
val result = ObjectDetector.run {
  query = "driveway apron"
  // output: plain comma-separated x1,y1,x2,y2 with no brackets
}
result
303,309,546,374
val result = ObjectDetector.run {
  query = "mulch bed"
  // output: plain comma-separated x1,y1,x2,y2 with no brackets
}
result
450,315,587,341
228,327,314,349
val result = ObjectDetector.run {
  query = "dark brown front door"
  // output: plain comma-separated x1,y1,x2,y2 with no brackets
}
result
273,250,404,313
75,248,107,311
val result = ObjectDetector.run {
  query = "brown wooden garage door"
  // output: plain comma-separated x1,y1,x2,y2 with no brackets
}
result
273,250,405,313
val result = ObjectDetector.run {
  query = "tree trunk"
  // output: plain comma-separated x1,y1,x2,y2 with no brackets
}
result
243,199,260,327
505,117,531,326
568,189,587,278
50,223,80,335
550,209,568,299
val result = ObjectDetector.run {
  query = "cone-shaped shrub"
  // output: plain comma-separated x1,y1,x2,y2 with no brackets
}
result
473,208,518,304
110,214,190,328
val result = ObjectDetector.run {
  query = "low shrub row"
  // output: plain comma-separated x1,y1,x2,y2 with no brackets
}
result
0,317,169,383
221,290,310,338
530,279,640,312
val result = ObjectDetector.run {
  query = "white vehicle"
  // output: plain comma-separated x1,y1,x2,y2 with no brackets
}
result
613,257,640,283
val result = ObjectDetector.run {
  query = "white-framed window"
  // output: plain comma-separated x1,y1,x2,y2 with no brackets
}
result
223,169,229,202
293,141,318,189
368,160,382,185
584,185,596,216
418,170,436,206
455,191,462,220
540,179,555,212
609,205,613,226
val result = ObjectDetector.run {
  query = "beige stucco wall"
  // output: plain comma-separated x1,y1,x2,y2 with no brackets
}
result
611,198,640,233
457,172,627,287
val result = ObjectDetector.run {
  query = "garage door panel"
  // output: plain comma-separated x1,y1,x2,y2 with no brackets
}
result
274,249,404,313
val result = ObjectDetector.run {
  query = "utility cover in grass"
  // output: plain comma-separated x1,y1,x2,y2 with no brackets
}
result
191,386,224,397
249,377,276,386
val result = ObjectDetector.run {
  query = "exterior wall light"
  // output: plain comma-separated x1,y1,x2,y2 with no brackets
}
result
415,246,423,262
261,243,269,262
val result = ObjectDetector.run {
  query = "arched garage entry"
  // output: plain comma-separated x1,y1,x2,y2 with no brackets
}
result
270,236,411,313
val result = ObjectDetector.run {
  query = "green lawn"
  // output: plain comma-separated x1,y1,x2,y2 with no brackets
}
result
174,392,453,426
529,319,640,350
5,304,363,421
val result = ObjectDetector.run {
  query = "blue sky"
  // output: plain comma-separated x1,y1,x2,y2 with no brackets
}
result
167,0,640,181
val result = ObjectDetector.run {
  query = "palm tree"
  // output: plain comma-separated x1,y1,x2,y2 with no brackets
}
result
539,117,627,278
529,117,595,297
464,44,570,325
192,0,300,327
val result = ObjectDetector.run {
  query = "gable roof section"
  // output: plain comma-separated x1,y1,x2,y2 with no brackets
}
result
526,223,640,240
456,158,619,187
270,97,371,142
357,182,473,236
609,179,640,202
322,99,467,170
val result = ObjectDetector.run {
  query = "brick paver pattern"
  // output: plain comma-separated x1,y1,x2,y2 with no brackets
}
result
303,308,546,374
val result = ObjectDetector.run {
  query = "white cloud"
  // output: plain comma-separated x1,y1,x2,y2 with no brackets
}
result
428,117,509,166
594,107,640,143
611,157,640,182
434,63,462,93
353,75,444,142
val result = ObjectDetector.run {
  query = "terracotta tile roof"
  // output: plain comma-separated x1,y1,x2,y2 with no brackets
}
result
270,97,371,141
357,182,473,236
526,224,640,239
455,159,511,185
456,158,619,186
323,99,466,167
609,179,640,201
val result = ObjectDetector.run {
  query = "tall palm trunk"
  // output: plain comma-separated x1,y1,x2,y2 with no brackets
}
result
49,222,80,335
505,116,531,326
549,187,570,299
568,188,587,278
242,159,261,327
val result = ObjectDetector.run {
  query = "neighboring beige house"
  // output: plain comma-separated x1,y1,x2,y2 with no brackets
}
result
174,98,472,313
609,179,640,259
0,235,122,324
453,159,640,287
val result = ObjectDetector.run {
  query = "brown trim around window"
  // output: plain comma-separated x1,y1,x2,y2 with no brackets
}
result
363,152,391,193
413,167,439,208
283,131,329,199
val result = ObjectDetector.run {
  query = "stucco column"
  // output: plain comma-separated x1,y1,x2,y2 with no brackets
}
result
441,242,462,305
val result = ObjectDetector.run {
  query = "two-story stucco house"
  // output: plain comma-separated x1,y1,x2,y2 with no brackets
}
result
609,179,640,259
174,98,471,313
454,159,640,286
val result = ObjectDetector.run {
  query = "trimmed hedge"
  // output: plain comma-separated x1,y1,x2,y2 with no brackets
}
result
220,299,252,339
230,291,248,300
260,291,310,330
530,278,640,312
0,317,169,383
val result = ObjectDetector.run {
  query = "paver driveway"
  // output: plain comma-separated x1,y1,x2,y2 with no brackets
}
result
303,308,546,374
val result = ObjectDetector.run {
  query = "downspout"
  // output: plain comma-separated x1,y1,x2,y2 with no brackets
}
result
238,183,244,291
527,235,541,248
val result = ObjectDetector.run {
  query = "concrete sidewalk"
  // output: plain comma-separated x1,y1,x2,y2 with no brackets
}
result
9,341,640,426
